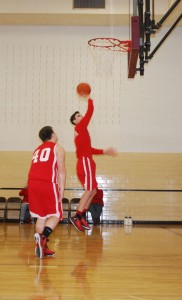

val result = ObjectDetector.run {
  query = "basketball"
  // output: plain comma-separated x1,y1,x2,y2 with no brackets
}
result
76,82,91,97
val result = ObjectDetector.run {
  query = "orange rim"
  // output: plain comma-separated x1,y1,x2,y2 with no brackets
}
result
88,38,131,52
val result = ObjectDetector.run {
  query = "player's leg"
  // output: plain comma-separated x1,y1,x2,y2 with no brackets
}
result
81,189,97,225
78,189,96,212
35,216,59,258
79,189,97,230
38,184,62,257
80,157,97,225
70,190,95,231
84,189,97,211
34,218,47,259
34,182,61,258
42,216,60,257
70,157,97,231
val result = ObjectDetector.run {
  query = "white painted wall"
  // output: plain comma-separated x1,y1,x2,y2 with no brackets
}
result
0,25,181,152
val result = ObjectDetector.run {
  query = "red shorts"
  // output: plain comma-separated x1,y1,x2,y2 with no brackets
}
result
76,157,98,191
28,180,63,220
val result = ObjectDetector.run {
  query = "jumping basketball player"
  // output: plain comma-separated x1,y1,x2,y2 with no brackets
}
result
70,98,116,232
28,126,66,258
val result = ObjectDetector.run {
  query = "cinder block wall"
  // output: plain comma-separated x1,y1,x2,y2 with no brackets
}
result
1,151,182,221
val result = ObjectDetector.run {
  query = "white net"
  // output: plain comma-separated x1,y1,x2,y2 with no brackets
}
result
88,38,130,77
89,46,115,77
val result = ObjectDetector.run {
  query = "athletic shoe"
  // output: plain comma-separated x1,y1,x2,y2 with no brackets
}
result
44,246,55,257
81,217,90,230
70,216,84,232
35,243,55,257
34,233,46,259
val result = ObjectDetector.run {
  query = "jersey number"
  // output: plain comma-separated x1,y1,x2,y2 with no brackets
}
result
32,148,51,163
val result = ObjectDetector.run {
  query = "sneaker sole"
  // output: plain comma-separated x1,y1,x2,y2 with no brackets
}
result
35,246,40,258
44,253,55,257
34,233,43,259
69,218,84,232
81,224,90,230
35,246,55,257
81,219,90,230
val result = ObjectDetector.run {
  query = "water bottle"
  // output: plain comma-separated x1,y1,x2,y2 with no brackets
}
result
124,216,129,225
128,217,133,226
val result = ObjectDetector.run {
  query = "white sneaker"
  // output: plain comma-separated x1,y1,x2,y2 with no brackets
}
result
34,233,46,259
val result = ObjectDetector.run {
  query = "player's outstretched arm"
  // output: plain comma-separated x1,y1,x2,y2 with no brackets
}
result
81,98,94,127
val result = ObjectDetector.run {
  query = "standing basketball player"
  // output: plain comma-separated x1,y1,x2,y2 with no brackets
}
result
28,126,66,258
70,98,116,231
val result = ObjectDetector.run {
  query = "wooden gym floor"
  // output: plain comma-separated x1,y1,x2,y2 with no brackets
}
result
0,223,182,300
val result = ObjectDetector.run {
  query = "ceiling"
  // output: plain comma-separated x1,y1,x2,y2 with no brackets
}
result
0,0,181,27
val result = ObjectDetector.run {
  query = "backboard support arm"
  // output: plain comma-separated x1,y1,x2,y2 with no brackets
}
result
154,0,181,29
147,13,182,60
136,0,181,75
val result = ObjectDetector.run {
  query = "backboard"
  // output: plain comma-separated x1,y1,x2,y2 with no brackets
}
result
128,15,140,78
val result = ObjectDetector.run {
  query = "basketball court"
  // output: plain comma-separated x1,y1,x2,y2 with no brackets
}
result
0,1,182,299
1,223,182,299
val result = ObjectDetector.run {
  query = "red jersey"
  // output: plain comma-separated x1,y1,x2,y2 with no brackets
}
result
74,99,104,159
91,189,104,206
28,141,58,183
19,187,29,203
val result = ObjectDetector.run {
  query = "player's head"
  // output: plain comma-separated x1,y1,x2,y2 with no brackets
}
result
70,111,83,125
39,126,56,142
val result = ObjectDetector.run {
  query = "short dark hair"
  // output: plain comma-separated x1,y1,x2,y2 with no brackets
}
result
39,126,54,142
70,111,79,125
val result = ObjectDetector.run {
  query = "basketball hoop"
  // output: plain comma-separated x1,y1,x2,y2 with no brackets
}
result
88,38,131,52
88,37,131,76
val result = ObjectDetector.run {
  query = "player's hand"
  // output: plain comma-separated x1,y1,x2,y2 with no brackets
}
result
103,147,118,156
